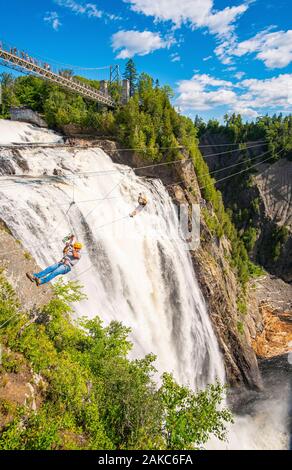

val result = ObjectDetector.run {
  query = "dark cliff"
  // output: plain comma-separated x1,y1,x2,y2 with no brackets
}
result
199,133,292,283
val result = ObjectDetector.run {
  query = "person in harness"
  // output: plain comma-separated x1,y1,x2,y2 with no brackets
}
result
130,193,148,217
26,235,82,286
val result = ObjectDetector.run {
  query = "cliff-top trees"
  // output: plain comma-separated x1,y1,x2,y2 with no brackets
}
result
123,58,138,97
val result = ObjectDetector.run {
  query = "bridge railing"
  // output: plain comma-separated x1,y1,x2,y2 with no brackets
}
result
0,41,116,107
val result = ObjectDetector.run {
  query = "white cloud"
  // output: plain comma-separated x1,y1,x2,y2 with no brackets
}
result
235,71,245,79
216,28,292,69
205,4,248,36
106,13,123,21
176,72,292,117
203,56,212,62
214,36,237,64
111,30,174,58
124,0,250,37
44,11,62,30
176,73,236,110
196,74,234,88
171,52,181,62
240,74,292,108
55,0,102,18
232,105,258,118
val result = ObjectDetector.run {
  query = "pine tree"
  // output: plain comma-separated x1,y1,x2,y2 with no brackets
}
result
123,59,138,97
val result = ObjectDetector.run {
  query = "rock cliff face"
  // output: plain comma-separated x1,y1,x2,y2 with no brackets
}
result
97,140,263,389
0,222,52,311
251,274,292,358
199,133,292,283
169,161,262,390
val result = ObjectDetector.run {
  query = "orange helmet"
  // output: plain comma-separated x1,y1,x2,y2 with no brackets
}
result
73,242,83,250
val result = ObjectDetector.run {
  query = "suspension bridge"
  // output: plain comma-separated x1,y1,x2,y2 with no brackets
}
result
0,41,128,107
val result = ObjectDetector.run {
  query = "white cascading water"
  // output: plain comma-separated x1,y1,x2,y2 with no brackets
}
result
0,121,288,449
0,120,224,390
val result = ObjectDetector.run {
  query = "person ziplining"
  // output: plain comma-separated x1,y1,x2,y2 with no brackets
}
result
23,191,146,288
26,235,83,286
129,193,148,217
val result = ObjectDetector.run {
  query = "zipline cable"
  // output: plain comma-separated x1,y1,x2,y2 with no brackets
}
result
0,311,24,329
0,150,270,207
0,174,128,257
62,148,287,284
0,140,269,152
83,172,129,220
0,147,285,258
0,142,276,196
0,147,283,250
166,148,285,191
198,140,268,147
0,141,269,190
0,148,287,317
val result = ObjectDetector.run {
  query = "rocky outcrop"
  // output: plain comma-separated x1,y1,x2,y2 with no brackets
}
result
250,275,292,359
254,160,292,282
199,133,292,283
252,306,292,358
10,107,48,128
0,347,46,428
0,222,52,311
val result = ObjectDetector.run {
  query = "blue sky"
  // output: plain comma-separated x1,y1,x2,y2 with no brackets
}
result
1,0,292,121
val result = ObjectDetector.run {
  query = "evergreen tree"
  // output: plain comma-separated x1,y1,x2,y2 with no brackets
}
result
123,59,138,97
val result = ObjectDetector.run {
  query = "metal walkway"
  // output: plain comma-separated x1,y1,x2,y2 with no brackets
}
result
0,44,115,107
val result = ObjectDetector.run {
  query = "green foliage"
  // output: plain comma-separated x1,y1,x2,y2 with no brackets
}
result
251,197,260,215
237,322,244,335
0,277,231,450
223,113,246,142
23,251,31,260
237,296,247,316
160,374,233,450
1,349,24,373
242,227,258,252
43,89,87,128
269,225,289,260
221,112,292,161
0,73,20,117
123,59,138,97
0,406,62,450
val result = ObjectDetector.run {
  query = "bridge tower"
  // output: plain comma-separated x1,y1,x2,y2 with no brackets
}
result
109,65,120,84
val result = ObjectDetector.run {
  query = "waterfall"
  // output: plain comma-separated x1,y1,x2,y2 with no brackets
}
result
0,120,224,390
0,121,288,449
